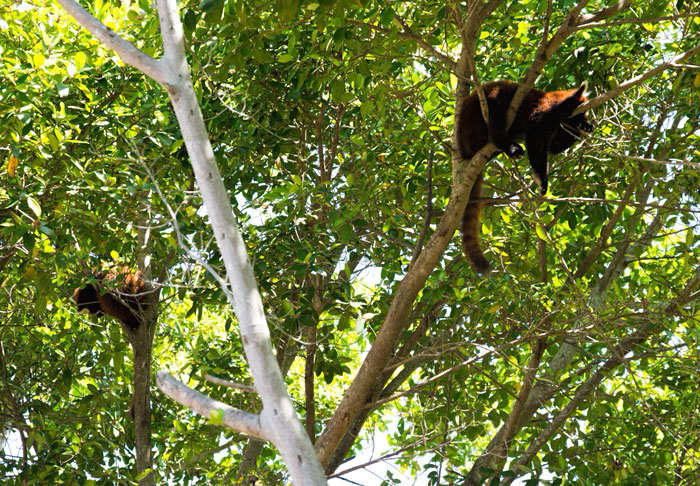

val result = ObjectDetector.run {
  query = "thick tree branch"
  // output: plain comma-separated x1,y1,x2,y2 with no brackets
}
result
157,372,265,439
324,304,455,473
502,326,651,484
314,142,494,469
492,339,546,474
54,0,167,84
577,0,632,25
315,1,506,463
305,320,318,441
506,0,591,128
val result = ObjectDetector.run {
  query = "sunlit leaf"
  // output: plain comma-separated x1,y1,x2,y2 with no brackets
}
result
7,155,18,176
27,196,41,218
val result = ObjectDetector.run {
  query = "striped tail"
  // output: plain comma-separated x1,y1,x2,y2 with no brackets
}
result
461,171,491,274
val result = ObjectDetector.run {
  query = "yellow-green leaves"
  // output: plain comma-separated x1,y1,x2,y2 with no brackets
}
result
32,52,45,68
209,408,225,425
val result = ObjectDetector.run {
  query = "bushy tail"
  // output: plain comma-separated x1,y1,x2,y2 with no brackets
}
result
461,171,491,274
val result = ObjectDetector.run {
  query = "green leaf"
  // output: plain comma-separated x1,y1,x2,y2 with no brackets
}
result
535,223,547,241
236,0,247,24
74,51,86,71
276,0,299,21
183,9,197,30
331,79,344,102
136,468,153,480
62,369,72,389
379,6,394,26
199,0,222,12
27,196,41,218
209,408,225,425
360,100,374,116
57,84,70,97
32,52,45,68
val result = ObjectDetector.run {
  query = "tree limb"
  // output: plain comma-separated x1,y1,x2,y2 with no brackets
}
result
205,374,257,394
506,0,591,128
54,0,167,85
503,265,700,484
577,0,632,25
314,141,496,469
314,1,505,463
157,372,265,439
573,43,700,116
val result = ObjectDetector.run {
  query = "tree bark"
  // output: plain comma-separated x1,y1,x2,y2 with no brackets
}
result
131,325,155,485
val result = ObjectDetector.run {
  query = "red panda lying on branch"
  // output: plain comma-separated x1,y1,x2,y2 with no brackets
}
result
73,268,149,331
456,80,594,274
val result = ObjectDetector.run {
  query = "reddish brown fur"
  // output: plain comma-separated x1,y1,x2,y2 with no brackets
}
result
457,81,588,161
457,80,592,274
73,268,147,330
461,172,490,273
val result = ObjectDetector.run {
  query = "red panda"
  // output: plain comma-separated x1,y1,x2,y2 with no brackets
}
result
73,269,148,330
456,80,593,274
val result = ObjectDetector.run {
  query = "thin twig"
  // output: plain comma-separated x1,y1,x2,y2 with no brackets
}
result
205,374,257,394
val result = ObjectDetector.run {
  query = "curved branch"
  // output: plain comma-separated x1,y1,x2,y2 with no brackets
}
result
506,0,591,128
577,11,700,30
54,0,167,85
157,372,265,439
577,0,632,25
573,43,700,116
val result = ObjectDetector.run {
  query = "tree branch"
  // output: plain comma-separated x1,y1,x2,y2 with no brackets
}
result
494,339,546,469
54,0,167,85
205,374,257,394
577,11,700,30
314,141,496,469
573,43,700,116
576,0,632,25
506,0,590,128
503,265,700,484
157,372,265,439
502,326,651,484
394,15,457,69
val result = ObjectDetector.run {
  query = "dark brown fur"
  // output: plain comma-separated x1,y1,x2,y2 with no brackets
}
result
457,80,593,274
73,269,148,330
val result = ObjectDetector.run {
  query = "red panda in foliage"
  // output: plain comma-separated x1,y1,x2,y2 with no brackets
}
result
456,80,593,274
73,268,149,330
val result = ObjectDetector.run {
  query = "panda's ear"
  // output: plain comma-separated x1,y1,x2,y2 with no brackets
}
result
574,81,588,101
570,82,586,102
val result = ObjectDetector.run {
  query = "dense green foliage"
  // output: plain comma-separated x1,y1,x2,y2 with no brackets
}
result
1,0,699,484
